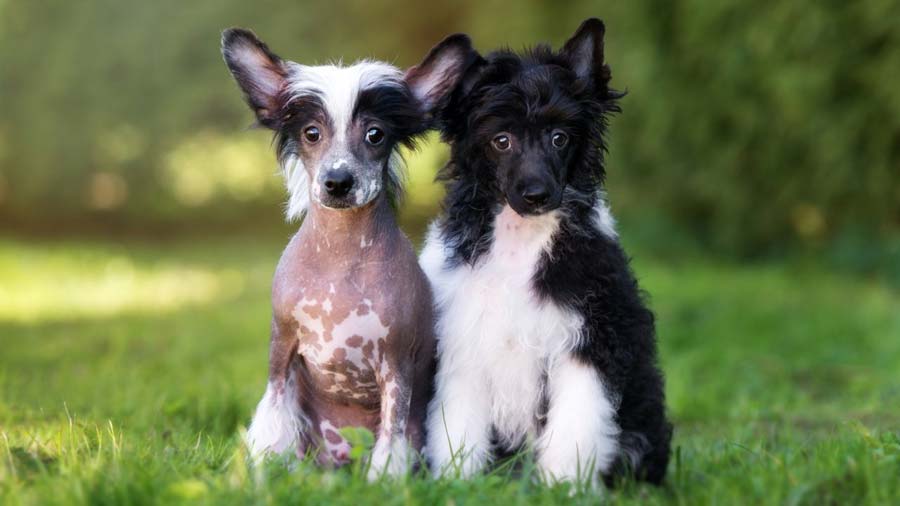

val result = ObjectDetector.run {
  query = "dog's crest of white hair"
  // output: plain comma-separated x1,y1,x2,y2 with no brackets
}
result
279,61,408,221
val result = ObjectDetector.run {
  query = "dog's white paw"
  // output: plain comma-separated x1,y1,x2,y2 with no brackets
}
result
366,438,410,481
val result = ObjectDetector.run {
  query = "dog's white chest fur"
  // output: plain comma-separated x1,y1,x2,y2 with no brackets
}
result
420,206,584,445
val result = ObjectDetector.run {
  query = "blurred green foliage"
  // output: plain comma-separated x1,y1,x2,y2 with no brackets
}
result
1,0,898,259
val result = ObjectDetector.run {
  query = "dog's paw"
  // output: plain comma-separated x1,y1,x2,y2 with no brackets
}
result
366,438,410,482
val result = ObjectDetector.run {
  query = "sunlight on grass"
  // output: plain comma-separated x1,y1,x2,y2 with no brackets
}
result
0,241,246,322
1,236,899,504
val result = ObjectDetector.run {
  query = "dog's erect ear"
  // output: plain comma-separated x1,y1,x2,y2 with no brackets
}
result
560,18,611,89
405,34,483,119
222,28,289,128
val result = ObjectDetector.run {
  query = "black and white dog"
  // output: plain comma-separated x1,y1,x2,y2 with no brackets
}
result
406,19,672,485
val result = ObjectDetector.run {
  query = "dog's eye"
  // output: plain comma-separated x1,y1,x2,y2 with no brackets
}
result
551,132,568,149
304,126,321,143
365,127,385,146
492,134,511,152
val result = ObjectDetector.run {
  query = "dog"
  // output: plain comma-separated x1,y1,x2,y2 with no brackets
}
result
406,19,672,485
221,28,436,478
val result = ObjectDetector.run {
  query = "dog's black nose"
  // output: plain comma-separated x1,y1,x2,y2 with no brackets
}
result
323,169,354,197
521,183,550,207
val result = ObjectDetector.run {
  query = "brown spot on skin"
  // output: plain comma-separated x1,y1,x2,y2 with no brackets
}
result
303,302,325,320
267,193,437,462
324,429,342,444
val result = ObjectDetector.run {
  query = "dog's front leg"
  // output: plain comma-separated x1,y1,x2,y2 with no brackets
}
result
426,361,492,478
536,354,619,486
367,359,413,480
246,318,308,460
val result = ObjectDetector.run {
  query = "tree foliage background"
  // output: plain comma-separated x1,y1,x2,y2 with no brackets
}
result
1,0,898,267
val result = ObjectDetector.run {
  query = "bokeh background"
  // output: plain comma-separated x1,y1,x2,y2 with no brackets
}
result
1,1,899,503
2,0,899,263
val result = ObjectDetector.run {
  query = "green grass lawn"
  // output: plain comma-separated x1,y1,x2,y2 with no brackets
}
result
1,235,898,505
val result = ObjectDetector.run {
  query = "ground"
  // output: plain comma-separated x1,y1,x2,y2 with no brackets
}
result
1,234,898,505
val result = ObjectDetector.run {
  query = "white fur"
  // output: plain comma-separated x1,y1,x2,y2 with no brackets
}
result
278,62,407,220
367,428,412,481
536,355,620,485
283,155,311,221
421,201,621,480
246,371,308,460
286,61,403,136
421,206,574,475
592,197,618,239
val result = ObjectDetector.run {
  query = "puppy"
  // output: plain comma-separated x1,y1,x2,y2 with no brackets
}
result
406,19,672,485
221,28,436,478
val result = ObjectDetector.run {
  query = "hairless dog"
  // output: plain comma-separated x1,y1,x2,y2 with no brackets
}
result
222,28,435,478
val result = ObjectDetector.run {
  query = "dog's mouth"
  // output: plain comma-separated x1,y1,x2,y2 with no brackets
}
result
318,197,354,210
317,192,379,211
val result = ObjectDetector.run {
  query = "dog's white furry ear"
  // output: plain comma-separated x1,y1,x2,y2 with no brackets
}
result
222,28,288,129
405,34,483,119
561,18,611,89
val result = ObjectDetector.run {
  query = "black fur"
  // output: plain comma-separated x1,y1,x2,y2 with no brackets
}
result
354,85,426,151
354,84,427,206
426,19,672,484
222,28,427,211
274,95,327,166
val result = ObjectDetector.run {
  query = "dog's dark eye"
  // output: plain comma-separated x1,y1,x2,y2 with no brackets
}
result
304,126,321,143
492,134,511,152
365,127,385,146
551,132,568,149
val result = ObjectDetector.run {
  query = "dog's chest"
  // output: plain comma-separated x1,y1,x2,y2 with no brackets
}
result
431,206,581,349
422,207,584,439
292,282,391,402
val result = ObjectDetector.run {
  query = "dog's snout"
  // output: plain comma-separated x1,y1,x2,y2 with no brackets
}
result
323,169,354,198
520,182,550,207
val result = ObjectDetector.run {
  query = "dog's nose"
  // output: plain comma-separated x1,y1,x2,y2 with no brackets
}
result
323,169,354,198
521,183,550,207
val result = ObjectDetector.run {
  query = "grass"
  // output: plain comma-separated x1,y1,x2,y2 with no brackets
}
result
1,233,898,505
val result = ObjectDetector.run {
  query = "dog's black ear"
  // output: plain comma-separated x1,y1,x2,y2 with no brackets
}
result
560,18,611,89
405,34,484,120
222,28,289,129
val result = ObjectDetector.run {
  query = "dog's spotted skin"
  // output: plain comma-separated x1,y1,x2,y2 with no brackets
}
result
260,200,432,472
222,28,435,478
